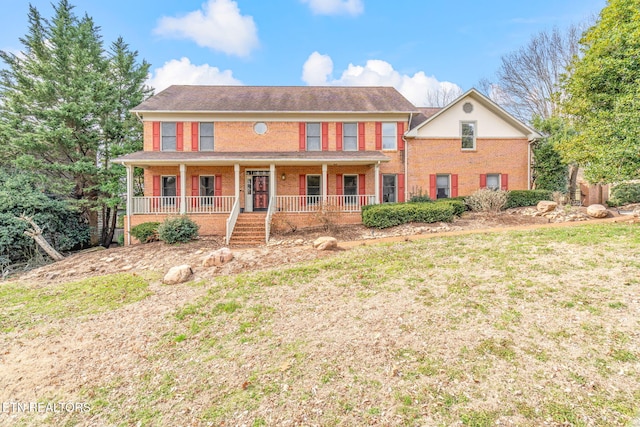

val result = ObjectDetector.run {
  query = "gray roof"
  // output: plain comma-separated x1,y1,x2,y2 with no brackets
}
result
113,150,391,166
132,85,417,113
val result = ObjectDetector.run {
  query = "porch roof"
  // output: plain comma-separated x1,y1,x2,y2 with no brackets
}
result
113,150,391,167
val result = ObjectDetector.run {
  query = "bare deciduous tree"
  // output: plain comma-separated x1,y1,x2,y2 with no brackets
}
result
483,25,583,122
424,85,463,107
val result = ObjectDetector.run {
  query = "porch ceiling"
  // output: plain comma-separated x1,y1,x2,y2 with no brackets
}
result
113,150,391,167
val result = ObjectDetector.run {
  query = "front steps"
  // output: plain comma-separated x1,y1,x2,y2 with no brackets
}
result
229,213,267,246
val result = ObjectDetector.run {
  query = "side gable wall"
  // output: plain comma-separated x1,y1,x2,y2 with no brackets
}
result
407,95,530,198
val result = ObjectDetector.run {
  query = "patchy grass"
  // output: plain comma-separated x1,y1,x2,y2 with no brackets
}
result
9,223,640,426
0,273,152,332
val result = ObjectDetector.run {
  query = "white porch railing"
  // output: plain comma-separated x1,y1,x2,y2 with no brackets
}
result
265,194,277,243
225,197,241,245
131,196,235,214
275,195,375,213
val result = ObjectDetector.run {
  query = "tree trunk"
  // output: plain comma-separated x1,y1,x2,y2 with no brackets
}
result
102,206,117,248
19,215,64,261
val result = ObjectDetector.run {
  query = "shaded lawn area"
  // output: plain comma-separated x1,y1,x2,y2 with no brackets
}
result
6,223,640,426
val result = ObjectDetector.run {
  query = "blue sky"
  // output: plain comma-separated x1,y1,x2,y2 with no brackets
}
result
0,0,605,106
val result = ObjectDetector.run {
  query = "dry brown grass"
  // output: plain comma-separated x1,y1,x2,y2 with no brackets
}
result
1,223,639,426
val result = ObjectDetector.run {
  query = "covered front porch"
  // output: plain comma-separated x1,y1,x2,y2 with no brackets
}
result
115,151,390,245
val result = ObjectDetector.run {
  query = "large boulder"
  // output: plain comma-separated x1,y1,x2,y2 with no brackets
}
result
536,201,557,213
587,204,609,218
202,247,234,267
163,265,193,285
313,236,337,251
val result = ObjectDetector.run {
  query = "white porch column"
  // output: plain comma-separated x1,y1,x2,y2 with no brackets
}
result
234,164,240,200
270,163,276,200
374,162,380,204
125,164,133,245
179,163,186,214
322,163,328,205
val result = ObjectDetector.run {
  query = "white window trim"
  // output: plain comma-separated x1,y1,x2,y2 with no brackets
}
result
486,173,501,190
199,122,214,151
382,122,397,151
161,122,177,152
382,174,397,203
343,122,358,151
343,174,359,197
461,121,477,151
306,123,321,151
199,175,215,196
436,174,451,199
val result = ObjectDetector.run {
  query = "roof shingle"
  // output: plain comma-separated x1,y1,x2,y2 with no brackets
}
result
132,85,417,113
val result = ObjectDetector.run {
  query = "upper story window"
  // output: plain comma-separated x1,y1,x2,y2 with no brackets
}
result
161,122,176,151
343,123,358,151
461,121,476,150
200,122,214,151
306,123,321,151
382,123,397,150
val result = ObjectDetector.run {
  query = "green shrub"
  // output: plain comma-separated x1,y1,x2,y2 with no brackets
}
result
130,222,160,243
436,199,467,216
0,170,90,263
409,194,432,203
607,182,640,207
505,190,554,209
362,202,454,229
157,216,199,244
117,233,124,246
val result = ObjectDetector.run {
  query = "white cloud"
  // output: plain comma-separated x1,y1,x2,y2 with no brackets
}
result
301,51,334,85
301,0,364,16
301,52,462,106
147,57,242,93
154,0,258,57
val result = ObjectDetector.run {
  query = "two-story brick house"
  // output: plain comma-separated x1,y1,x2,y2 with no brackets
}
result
115,86,539,245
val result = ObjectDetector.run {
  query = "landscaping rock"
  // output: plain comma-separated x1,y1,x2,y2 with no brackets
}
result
536,201,557,213
587,204,608,218
202,247,234,267
313,236,338,251
163,264,193,284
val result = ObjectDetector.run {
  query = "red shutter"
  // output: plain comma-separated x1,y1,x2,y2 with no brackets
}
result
191,122,199,151
321,122,328,151
398,173,405,202
451,174,459,198
359,174,366,206
358,122,365,151
176,175,181,197
336,123,343,151
152,175,161,210
375,122,382,150
336,174,343,195
191,175,199,208
152,175,161,196
152,122,160,151
215,174,222,208
299,123,306,151
299,175,306,207
501,173,509,191
176,122,184,151
397,122,405,151
480,174,487,188
429,174,436,199
215,174,222,196
379,175,383,203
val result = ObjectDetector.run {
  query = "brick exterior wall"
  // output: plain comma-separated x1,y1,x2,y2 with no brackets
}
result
125,213,227,244
407,138,529,198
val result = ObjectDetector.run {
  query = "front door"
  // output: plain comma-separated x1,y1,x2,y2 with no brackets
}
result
253,176,269,211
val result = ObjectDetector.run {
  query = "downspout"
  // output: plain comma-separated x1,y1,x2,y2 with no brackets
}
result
403,113,412,202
